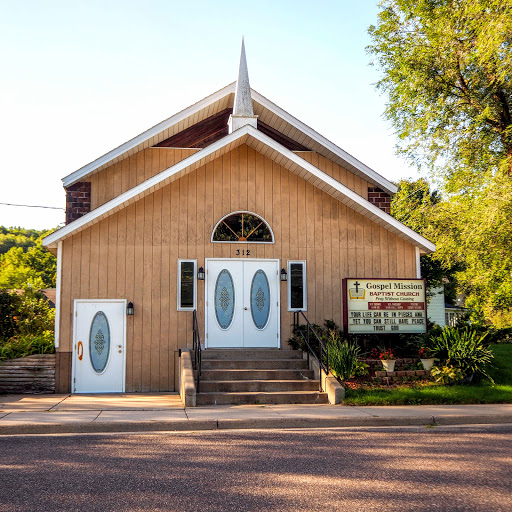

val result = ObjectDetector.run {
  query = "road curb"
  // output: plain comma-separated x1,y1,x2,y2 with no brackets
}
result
1,414,511,435
0,419,217,435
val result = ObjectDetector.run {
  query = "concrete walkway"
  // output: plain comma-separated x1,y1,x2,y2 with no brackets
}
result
1,393,511,435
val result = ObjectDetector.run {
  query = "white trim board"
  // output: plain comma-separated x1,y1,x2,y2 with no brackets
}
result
54,241,62,348
44,125,435,253
62,86,396,194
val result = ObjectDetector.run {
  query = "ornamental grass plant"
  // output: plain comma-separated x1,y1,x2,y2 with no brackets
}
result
430,325,494,383
327,330,361,382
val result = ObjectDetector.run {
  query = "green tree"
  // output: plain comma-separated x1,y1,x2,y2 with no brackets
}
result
368,0,512,189
390,178,458,302
431,176,512,326
0,233,36,255
0,227,57,289
369,1,512,326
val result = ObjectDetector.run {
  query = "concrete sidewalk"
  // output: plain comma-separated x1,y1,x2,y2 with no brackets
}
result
1,393,511,435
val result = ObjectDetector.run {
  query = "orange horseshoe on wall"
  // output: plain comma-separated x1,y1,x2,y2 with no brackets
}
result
77,341,83,361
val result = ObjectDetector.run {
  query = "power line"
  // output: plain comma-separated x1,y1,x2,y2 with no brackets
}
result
0,202,64,210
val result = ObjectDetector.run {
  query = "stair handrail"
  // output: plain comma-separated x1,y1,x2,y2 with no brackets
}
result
192,310,202,392
293,311,329,389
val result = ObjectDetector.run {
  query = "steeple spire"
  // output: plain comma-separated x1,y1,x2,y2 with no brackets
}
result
228,38,258,133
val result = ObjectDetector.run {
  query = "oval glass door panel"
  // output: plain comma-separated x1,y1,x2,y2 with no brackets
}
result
89,311,110,373
251,270,270,329
215,269,235,329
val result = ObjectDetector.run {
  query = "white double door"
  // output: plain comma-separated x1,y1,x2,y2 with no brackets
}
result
73,300,126,393
206,259,280,348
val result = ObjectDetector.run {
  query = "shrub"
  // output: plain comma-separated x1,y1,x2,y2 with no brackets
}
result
327,330,361,382
431,365,464,384
0,290,19,339
14,289,55,336
353,360,370,378
288,322,324,352
0,331,55,361
0,288,55,360
430,326,494,382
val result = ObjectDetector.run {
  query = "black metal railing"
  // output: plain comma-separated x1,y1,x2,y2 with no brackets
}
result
192,310,202,392
293,311,329,390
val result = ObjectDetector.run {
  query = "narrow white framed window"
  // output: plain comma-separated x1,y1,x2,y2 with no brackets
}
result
287,261,307,311
177,259,197,311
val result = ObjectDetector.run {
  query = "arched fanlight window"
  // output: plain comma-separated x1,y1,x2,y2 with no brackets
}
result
212,211,274,243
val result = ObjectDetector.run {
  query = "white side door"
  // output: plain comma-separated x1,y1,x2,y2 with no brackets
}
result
206,260,244,348
73,300,126,393
243,260,279,348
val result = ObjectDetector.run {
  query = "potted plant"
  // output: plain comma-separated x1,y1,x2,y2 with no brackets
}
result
418,347,436,371
371,347,396,372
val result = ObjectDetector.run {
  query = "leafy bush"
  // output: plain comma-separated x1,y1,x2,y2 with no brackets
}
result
288,322,325,352
0,290,19,339
0,288,55,360
327,330,362,382
431,365,464,384
353,360,370,378
430,326,494,382
13,289,55,336
0,331,55,361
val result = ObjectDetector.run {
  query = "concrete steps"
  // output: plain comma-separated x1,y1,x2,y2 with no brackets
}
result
197,391,329,406
202,349,303,360
197,349,328,405
200,379,320,393
201,359,309,370
200,369,315,381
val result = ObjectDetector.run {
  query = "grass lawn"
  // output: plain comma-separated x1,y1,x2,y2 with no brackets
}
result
342,343,512,406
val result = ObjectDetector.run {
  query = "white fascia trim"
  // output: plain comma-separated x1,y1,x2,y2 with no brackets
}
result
43,127,250,248
45,123,435,253
251,89,398,195
54,241,62,349
246,126,435,253
62,83,237,187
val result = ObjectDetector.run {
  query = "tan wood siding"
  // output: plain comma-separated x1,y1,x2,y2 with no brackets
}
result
57,144,417,392
89,148,200,209
88,92,235,177
296,151,370,199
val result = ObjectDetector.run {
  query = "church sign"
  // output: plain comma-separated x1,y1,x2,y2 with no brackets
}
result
343,278,427,334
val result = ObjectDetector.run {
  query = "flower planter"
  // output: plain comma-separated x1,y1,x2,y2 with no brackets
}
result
381,359,396,372
420,358,436,371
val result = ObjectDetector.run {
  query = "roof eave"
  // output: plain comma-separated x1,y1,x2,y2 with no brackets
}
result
250,89,398,195
62,82,237,187
45,125,434,254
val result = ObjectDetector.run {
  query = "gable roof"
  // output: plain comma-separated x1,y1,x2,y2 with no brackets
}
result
44,124,434,253
62,85,398,195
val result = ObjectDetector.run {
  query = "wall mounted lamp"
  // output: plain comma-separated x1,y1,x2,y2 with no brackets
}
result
127,302,134,316
280,268,288,281
197,267,205,280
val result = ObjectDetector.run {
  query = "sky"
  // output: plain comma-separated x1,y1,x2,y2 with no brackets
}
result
0,0,420,230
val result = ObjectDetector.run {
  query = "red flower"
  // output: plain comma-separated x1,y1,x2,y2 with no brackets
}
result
371,347,395,360
418,347,432,358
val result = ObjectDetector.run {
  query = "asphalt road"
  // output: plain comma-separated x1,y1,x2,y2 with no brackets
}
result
1,425,511,512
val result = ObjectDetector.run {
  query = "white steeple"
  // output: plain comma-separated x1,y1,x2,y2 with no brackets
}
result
228,38,258,133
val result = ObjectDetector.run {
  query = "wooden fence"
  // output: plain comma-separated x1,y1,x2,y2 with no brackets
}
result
0,355,56,393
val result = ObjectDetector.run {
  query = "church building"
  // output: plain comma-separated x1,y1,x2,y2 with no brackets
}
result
43,42,435,398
